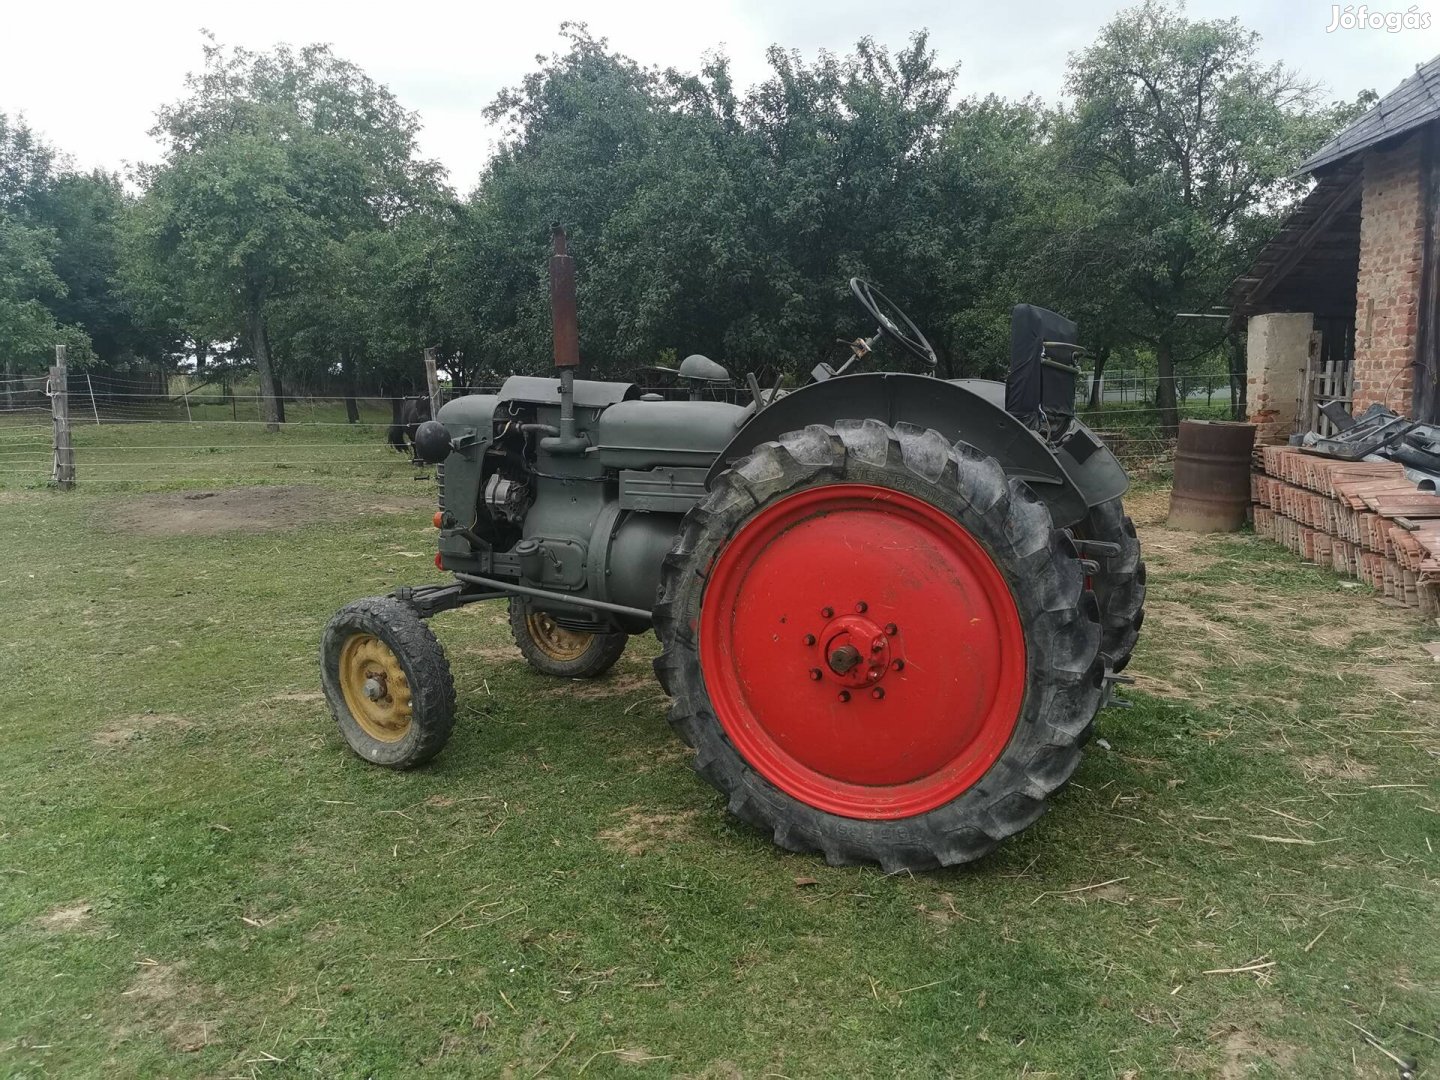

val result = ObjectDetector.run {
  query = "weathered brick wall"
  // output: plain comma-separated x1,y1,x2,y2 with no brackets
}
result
1353,134,1425,414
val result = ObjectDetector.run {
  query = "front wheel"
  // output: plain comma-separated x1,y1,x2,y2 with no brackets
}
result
654,419,1104,872
321,597,456,768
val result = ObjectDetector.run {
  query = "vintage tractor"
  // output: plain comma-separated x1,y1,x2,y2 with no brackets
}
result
320,227,1144,871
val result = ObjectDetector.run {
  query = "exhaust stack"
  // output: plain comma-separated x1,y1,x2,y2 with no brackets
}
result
543,223,586,455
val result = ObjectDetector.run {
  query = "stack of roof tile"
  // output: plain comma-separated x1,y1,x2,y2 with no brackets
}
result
1252,445,1440,614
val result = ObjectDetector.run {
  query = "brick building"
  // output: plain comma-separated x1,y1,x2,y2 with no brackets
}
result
1230,56,1440,440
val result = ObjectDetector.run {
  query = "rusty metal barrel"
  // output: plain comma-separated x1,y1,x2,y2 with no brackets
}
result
1167,420,1257,532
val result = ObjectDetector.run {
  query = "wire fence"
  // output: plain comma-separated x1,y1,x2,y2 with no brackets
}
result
0,372,432,488
0,368,1233,488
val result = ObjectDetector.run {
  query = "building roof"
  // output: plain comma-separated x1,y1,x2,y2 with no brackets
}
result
1226,159,1363,323
1299,54,1440,174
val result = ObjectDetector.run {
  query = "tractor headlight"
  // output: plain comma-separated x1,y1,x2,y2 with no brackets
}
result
413,421,453,464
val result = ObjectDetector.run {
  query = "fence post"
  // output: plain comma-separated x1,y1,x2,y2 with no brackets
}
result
423,347,442,418
182,380,193,423
50,345,75,489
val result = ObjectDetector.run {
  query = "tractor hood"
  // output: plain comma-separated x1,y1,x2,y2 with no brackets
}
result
596,398,747,470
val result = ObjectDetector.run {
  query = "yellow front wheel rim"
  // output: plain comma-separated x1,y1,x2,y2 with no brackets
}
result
338,634,414,742
525,612,595,662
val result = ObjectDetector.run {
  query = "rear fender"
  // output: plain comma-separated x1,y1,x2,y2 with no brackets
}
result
707,373,1126,529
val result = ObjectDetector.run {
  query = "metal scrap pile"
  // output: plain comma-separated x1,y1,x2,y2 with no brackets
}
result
1300,402,1440,490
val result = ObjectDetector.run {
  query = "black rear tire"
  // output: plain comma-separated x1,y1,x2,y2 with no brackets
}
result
508,598,628,679
653,420,1104,872
321,597,456,768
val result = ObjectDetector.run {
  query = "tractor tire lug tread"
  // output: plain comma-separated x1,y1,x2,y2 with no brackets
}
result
1072,499,1147,680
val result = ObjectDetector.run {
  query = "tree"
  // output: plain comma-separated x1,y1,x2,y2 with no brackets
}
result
0,114,92,381
133,37,445,430
1055,0,1361,431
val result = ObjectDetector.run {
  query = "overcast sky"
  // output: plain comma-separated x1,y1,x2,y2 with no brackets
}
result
3,0,1437,189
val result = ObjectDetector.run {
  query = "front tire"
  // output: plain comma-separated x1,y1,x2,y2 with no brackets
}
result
321,597,456,768
654,420,1104,872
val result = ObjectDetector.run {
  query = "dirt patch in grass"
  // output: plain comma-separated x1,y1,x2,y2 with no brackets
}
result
1343,652,1436,704
34,902,95,933
597,806,700,856
1125,486,1172,527
107,485,429,537
116,962,219,1054
1128,671,1208,702
93,713,194,747
123,962,182,1007
1144,600,1244,648
1133,520,1223,574
1211,1023,1299,1079
1298,752,1379,782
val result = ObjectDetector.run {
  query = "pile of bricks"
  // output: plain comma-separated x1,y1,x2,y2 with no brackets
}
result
1252,445,1440,614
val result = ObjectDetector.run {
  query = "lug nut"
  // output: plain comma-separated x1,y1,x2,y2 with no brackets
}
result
871,636,886,653
884,623,898,636
809,668,822,681
821,606,834,619
855,601,868,613
837,690,851,703
871,687,885,700
866,668,881,681
892,658,905,671
803,633,816,646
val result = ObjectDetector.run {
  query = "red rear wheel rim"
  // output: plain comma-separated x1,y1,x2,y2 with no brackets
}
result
699,483,1026,820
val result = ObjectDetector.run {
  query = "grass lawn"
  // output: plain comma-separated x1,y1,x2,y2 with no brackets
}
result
0,454,1437,1076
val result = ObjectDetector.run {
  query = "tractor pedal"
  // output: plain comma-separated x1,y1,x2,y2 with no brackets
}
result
1104,671,1136,684
1106,694,1133,709
1072,539,1122,558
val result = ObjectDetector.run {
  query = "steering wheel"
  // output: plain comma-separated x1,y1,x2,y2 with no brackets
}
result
849,278,938,368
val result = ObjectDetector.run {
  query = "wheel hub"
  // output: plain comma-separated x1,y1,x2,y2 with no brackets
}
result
525,611,594,662
337,634,414,743
816,613,896,688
